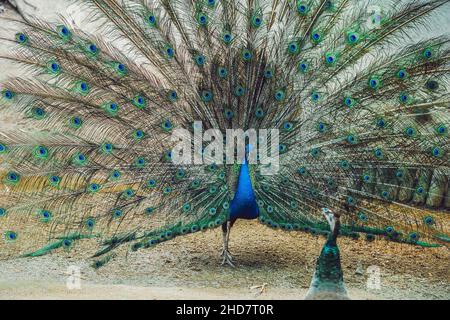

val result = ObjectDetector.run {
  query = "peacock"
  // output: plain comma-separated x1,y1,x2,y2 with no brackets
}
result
0,0,449,299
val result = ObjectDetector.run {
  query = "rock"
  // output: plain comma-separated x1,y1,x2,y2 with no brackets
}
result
355,263,365,276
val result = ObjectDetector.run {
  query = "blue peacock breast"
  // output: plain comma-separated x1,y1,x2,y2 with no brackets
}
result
229,161,260,220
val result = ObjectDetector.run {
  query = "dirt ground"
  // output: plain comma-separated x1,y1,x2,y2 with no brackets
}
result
0,220,448,300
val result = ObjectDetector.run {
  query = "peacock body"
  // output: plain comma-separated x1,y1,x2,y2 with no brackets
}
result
0,0,449,288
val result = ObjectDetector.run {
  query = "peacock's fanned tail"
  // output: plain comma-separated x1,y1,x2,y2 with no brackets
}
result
0,0,449,261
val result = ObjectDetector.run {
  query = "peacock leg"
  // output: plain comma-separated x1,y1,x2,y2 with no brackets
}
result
220,221,234,267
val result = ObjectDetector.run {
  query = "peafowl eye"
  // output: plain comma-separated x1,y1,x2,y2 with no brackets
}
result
57,25,72,40
287,41,300,55
224,109,234,119
347,196,356,206
234,85,245,97
69,116,83,129
255,107,264,118
311,31,323,44
311,91,321,102
72,153,87,166
34,146,49,160
346,32,359,45
47,60,61,74
325,52,338,66
0,143,6,154
424,216,434,226
374,148,384,159
416,186,425,195
296,1,309,15
404,127,417,138
368,76,381,90
86,43,99,56
168,90,178,102
376,118,387,128
197,12,208,26
201,90,213,102
274,89,286,101
422,48,433,59
132,95,147,109
88,183,101,193
4,171,21,185
31,106,46,120
432,146,443,158
279,144,287,153
317,122,327,133
85,217,96,230
346,134,357,144
358,212,368,222
282,122,294,132
113,62,128,76
194,54,206,66
340,160,350,170
436,124,447,136
218,66,228,78
298,61,309,73
104,102,119,116
222,32,233,44
48,175,61,187
409,232,419,242
242,49,253,61
62,239,72,249
123,188,135,198
1,89,14,100
251,15,263,28
74,81,90,95
100,142,114,154
426,80,439,91
264,69,274,79
15,33,28,44
5,231,18,242
164,45,174,59
399,93,410,104
147,179,156,188
134,157,146,168
396,169,405,179
162,120,173,131
381,190,390,200
397,69,408,79
146,13,157,27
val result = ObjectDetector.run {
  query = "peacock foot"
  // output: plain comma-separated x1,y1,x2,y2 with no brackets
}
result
220,248,235,267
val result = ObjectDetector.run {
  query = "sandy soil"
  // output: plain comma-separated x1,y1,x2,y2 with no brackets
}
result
0,220,448,300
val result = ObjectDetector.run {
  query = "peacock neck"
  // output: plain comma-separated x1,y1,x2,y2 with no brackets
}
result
229,159,260,221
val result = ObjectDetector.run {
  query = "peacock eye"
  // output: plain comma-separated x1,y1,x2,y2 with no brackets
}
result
16,33,28,44
264,69,273,78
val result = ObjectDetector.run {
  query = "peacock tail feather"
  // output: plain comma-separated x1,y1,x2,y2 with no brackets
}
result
0,0,449,261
